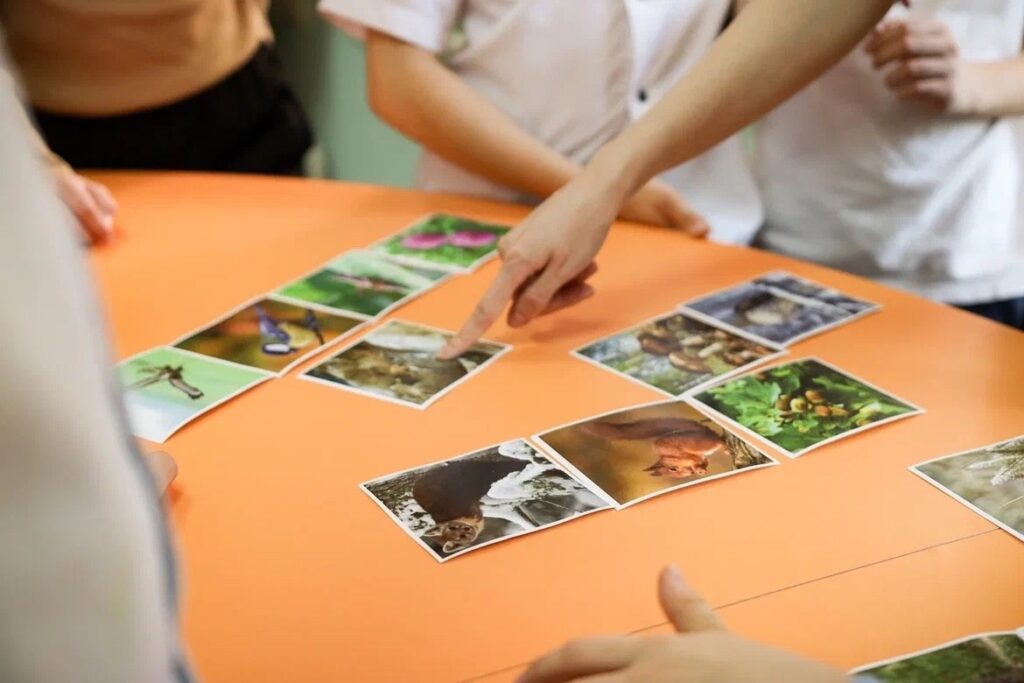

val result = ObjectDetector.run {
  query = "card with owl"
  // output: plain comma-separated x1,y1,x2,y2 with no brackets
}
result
911,435,1024,543
361,439,610,562
680,271,880,348
533,399,779,509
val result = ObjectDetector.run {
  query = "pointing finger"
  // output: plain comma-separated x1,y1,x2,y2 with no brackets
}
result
437,256,538,359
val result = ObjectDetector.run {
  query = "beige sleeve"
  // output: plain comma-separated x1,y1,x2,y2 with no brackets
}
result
0,47,184,683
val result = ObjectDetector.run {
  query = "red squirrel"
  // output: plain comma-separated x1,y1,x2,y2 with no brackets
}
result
583,417,726,478
413,457,527,554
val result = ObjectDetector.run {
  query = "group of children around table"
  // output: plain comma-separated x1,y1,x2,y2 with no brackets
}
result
1,0,1023,681
6,0,1022,328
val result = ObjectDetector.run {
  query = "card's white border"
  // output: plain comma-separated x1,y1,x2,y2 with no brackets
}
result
570,309,789,399
530,397,782,510
688,356,925,459
168,293,371,377
909,435,1024,543
367,212,510,274
849,630,1024,675
678,270,882,348
359,438,612,563
272,248,456,322
297,318,513,410
118,345,274,444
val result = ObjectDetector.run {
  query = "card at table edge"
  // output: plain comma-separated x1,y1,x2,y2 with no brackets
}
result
272,250,456,319
848,629,1024,675
908,438,1024,543
368,212,510,274
298,321,513,410
682,269,882,316
529,396,783,508
359,438,613,563
678,270,882,347
686,357,925,458
119,348,273,444
167,293,370,376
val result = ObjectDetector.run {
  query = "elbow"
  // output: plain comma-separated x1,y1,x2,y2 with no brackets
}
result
365,34,418,129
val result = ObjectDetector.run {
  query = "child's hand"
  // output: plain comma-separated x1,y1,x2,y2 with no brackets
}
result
865,18,977,114
519,566,847,683
619,179,709,237
52,165,118,245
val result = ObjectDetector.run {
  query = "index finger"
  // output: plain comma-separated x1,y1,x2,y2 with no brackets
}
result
437,257,539,359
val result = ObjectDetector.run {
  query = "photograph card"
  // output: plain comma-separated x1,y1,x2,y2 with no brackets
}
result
276,249,450,318
534,399,778,509
682,271,880,347
361,439,610,562
173,296,366,375
118,346,271,443
692,358,922,458
574,311,786,397
301,319,510,409
371,213,510,272
911,435,1024,543
850,630,1024,681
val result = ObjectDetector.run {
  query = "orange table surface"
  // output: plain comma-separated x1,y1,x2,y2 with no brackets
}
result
476,530,1024,682
89,172,1024,682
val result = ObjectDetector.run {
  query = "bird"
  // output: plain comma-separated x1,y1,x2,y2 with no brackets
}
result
256,305,325,356
128,365,204,400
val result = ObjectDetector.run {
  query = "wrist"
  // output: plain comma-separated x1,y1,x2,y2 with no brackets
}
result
949,61,986,117
586,142,647,206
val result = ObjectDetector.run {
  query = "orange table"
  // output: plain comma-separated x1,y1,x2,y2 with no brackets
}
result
90,172,1024,682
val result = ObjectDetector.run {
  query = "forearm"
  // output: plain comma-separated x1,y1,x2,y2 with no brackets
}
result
586,0,896,201
366,31,580,199
959,55,1024,117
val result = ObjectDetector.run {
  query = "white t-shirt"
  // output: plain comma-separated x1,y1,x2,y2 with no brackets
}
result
320,0,764,245
755,0,1024,305
0,52,188,683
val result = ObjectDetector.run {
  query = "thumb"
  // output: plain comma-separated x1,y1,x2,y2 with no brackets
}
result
658,565,724,634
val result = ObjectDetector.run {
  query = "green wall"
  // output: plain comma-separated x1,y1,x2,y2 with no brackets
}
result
271,4,419,186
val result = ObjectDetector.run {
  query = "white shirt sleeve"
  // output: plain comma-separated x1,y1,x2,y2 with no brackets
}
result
0,51,187,683
318,0,462,53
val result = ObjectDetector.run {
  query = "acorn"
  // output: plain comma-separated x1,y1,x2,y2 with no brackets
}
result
680,334,707,347
814,406,831,417
640,333,676,356
790,398,809,412
805,389,826,404
775,394,792,410
829,406,850,417
669,352,709,373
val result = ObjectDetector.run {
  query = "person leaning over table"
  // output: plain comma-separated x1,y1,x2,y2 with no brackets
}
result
745,0,1024,330
317,0,768,240
0,0,314,245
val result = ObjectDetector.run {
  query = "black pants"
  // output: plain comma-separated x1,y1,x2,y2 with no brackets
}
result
33,44,313,175
959,297,1024,331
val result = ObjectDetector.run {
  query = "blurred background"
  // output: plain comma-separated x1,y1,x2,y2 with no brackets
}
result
270,2,418,187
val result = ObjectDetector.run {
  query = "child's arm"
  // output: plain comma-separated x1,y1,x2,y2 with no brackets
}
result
439,0,898,358
866,19,1024,117
365,30,706,234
